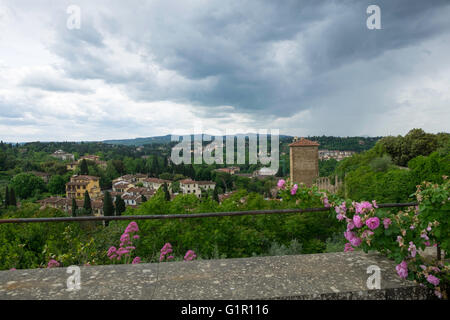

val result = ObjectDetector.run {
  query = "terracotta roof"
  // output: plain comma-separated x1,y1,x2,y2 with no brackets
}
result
38,197,65,204
144,177,171,184
122,194,140,200
72,175,100,181
180,179,215,185
197,181,216,185
288,137,320,147
113,181,131,187
66,181,89,186
179,179,195,184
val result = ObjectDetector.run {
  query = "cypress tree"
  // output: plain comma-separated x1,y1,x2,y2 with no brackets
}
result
103,191,114,226
115,195,125,216
163,183,170,201
141,194,147,203
9,188,16,207
213,186,219,202
80,159,89,175
83,190,92,215
4,186,9,207
71,198,78,217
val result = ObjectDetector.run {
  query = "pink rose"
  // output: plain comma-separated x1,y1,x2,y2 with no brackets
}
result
344,243,354,252
395,261,408,279
350,236,362,247
366,217,380,230
426,275,440,286
132,256,141,264
277,179,286,189
344,231,356,241
353,215,363,228
347,221,355,231
291,184,298,195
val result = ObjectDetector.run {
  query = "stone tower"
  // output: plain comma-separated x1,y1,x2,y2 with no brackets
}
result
289,137,319,187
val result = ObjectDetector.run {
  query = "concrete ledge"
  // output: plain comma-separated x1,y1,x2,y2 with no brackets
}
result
0,252,433,300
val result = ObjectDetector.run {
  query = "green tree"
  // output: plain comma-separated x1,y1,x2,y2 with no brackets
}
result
115,195,125,216
103,191,114,226
71,198,78,217
162,183,171,201
4,186,9,208
9,188,16,207
319,158,338,177
10,173,46,199
213,186,219,202
47,175,66,195
79,159,89,175
141,194,147,203
380,129,439,166
151,156,160,177
82,191,92,215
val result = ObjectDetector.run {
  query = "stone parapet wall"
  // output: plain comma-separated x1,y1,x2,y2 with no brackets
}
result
0,252,434,300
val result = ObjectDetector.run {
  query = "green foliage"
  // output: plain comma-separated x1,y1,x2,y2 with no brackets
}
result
213,186,219,202
47,175,66,195
71,198,77,217
416,179,450,255
103,191,114,217
9,188,16,206
325,234,347,253
115,195,125,216
379,129,442,166
266,239,303,256
335,129,449,202
79,159,89,175
162,183,171,201
83,191,92,215
326,179,450,299
319,158,338,177
4,186,9,207
408,151,450,185
344,165,416,202
10,173,46,199
369,155,393,172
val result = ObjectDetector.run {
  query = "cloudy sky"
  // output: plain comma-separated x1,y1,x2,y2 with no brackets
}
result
1,0,449,142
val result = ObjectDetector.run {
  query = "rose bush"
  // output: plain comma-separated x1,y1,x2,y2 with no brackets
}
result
277,177,449,299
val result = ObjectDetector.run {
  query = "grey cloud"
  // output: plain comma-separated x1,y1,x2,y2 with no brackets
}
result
45,0,450,117
1,0,449,140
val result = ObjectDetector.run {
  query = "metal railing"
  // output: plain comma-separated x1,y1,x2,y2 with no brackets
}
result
0,202,418,224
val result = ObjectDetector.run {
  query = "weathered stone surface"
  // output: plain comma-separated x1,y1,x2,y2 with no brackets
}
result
289,140,319,187
0,252,433,300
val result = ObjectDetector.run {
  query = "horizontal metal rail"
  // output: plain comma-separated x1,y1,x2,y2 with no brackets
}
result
0,202,418,224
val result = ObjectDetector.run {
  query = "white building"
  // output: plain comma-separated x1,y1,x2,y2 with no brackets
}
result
179,179,216,198
51,150,75,161
143,178,172,190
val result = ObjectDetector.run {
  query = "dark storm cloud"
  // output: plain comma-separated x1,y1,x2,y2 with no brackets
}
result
3,0,449,140
42,0,450,119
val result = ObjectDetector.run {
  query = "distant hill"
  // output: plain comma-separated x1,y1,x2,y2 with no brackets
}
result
103,135,173,146
103,134,292,146
103,134,381,152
